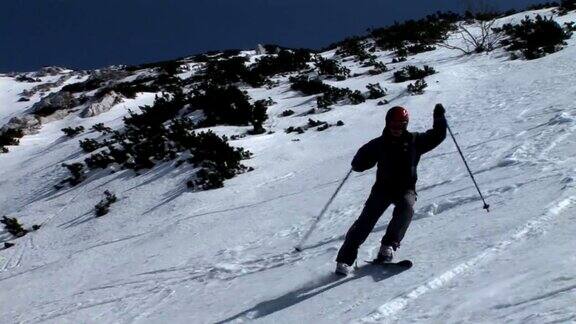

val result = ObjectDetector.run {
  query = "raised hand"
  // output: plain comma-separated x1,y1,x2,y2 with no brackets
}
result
434,103,445,118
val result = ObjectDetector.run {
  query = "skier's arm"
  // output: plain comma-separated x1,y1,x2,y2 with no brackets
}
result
417,104,447,155
351,138,380,172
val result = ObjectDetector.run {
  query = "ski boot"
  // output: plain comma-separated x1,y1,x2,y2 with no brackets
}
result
335,262,351,276
375,244,394,263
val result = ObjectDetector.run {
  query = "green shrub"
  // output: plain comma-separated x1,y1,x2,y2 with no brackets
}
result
0,128,24,153
251,99,270,134
317,87,353,108
92,123,112,133
526,2,558,10
366,59,388,75
407,79,428,95
406,43,436,54
315,56,350,80
289,75,332,95
125,59,184,74
222,49,242,58
79,138,104,153
464,11,504,22
370,12,459,51
366,83,386,99
85,151,115,169
496,15,573,59
203,56,266,87
252,49,312,76
559,0,576,14
55,163,86,188
95,80,160,99
185,131,253,190
286,119,344,134
95,190,118,217
335,37,376,61
65,114,253,190
348,90,366,105
61,126,85,137
188,167,225,190
393,65,436,82
61,77,104,93
308,118,328,127
1,216,28,237
285,126,305,134
124,90,187,129
190,84,254,127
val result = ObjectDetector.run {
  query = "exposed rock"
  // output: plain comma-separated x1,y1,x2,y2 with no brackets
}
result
256,44,267,55
15,75,41,83
31,91,79,117
81,91,124,117
21,83,56,98
91,68,132,84
32,66,67,78
20,75,71,98
1,115,41,135
62,69,132,94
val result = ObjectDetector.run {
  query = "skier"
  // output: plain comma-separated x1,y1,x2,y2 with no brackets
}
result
335,104,447,275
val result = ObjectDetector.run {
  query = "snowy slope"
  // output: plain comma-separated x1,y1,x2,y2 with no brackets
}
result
1,9,576,324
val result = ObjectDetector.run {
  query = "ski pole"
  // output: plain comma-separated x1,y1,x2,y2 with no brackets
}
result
295,168,353,252
446,122,490,212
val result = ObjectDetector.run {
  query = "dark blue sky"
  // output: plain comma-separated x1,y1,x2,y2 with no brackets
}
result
1,0,547,72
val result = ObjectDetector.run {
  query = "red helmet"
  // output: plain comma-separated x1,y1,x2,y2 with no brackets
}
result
386,106,409,124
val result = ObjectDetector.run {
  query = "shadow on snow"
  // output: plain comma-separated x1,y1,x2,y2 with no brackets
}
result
216,264,409,323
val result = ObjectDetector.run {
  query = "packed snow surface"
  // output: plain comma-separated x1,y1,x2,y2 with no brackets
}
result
1,9,575,324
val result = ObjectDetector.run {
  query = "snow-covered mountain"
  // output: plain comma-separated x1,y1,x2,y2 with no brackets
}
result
1,7,575,324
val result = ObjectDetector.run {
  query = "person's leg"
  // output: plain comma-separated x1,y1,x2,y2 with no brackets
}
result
336,189,391,265
381,190,416,250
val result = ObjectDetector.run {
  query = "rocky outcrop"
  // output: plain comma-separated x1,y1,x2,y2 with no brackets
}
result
1,115,41,135
91,68,132,84
20,75,71,98
256,44,267,55
31,91,79,117
15,75,41,83
31,66,67,78
81,91,124,117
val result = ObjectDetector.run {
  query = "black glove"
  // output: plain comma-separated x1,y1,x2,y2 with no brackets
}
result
434,103,445,119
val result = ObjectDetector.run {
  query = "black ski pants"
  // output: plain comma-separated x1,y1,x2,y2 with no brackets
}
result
336,187,416,266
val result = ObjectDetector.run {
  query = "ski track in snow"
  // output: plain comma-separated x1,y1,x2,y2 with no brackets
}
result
356,194,576,323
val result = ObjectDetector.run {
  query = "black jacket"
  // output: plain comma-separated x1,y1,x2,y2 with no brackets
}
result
351,116,447,191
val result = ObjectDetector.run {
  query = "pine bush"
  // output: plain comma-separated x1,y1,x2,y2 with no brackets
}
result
315,56,351,80
1,216,28,237
407,79,428,95
496,15,573,59
393,65,436,82
95,190,118,217
61,126,85,137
